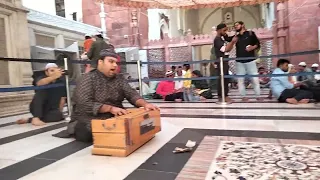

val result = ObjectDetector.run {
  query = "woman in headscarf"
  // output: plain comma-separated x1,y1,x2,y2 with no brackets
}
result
190,70,213,100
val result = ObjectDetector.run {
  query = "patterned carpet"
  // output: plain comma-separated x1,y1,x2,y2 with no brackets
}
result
176,136,320,180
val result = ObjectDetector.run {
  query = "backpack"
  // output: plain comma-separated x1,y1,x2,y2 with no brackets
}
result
248,30,261,57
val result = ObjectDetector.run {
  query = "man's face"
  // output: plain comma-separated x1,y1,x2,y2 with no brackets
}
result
280,63,289,72
46,67,59,77
177,68,183,76
98,56,118,77
219,27,228,36
298,66,305,72
166,73,174,79
312,67,318,72
258,68,265,74
234,23,243,32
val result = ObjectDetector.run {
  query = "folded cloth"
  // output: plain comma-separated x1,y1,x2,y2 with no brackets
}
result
52,119,77,138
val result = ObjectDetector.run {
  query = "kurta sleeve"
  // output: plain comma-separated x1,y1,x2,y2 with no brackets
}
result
73,74,103,115
122,79,143,106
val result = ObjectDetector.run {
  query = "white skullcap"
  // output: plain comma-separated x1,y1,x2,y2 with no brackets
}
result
85,33,91,37
94,30,103,36
288,64,294,67
298,62,307,66
311,63,319,68
45,63,58,70
165,70,174,76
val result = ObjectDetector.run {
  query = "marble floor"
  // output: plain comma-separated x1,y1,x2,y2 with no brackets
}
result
0,90,320,180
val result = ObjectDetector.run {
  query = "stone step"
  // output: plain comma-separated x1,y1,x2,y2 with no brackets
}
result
0,92,33,118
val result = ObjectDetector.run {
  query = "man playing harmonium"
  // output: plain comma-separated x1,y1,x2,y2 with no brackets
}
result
54,49,159,142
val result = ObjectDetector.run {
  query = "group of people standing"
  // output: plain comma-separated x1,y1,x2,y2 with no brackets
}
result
213,21,262,103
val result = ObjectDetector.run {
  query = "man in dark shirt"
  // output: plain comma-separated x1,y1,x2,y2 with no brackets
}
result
16,63,66,126
87,31,110,69
234,21,262,102
54,49,159,142
213,23,237,102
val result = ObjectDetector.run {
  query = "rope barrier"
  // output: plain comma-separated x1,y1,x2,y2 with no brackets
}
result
1,49,319,65
1,71,319,92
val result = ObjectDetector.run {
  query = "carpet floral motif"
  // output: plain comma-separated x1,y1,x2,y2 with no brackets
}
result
214,141,320,179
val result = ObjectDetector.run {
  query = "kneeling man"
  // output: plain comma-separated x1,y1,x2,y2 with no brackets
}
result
54,49,158,142
17,63,66,126
271,59,313,104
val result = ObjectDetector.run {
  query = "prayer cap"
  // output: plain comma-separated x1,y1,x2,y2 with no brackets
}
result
45,63,58,70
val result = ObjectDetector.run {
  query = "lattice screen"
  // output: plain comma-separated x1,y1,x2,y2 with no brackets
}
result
147,49,166,78
169,46,192,62
260,39,273,71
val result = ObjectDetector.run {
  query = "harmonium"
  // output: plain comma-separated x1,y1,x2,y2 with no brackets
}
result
91,108,161,157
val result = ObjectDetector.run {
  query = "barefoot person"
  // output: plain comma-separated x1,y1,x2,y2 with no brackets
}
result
53,49,158,142
16,63,66,126
271,59,313,104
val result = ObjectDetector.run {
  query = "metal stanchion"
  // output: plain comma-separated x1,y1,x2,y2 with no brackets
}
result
216,57,230,105
64,58,72,121
137,59,143,96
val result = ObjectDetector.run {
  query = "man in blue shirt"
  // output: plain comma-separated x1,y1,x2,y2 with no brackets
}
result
271,59,313,104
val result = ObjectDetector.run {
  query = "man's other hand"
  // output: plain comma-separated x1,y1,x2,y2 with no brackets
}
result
143,103,159,111
110,107,128,116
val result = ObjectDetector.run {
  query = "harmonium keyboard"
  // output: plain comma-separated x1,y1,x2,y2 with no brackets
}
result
91,108,161,157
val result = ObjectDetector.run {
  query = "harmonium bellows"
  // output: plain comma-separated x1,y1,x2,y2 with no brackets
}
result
91,108,161,157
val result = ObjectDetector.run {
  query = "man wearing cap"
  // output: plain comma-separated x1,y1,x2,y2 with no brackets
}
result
297,62,317,87
311,63,320,83
87,31,110,69
53,49,158,142
156,70,184,102
213,23,238,102
16,63,66,126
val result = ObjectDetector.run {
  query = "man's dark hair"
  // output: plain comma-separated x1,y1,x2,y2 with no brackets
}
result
234,21,244,25
183,64,190,69
216,23,227,30
178,66,182,68
85,36,91,40
96,34,103,39
277,59,290,67
171,66,176,70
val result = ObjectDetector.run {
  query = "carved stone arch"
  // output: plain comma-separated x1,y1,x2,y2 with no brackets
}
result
200,8,221,34
200,6,261,34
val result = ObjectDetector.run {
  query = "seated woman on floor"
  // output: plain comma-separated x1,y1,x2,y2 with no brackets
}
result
16,63,66,126
186,70,213,101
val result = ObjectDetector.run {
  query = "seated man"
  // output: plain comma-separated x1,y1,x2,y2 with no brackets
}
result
156,71,183,102
16,63,66,126
297,61,317,87
54,49,158,142
271,59,313,104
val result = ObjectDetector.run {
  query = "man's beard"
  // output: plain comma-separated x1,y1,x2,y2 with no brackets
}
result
235,28,242,32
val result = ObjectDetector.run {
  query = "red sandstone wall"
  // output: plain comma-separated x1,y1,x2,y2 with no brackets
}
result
288,0,320,65
82,0,148,47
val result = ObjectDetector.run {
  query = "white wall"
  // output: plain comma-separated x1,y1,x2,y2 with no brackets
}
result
22,0,56,15
265,2,275,28
22,0,83,21
64,0,83,22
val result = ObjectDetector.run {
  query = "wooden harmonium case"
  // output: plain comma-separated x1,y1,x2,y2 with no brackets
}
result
91,108,161,157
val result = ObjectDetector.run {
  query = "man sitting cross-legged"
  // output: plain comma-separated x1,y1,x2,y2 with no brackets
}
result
53,49,159,142
16,63,66,126
156,70,184,102
271,59,313,104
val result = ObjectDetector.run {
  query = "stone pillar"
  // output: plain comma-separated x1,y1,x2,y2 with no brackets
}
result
2,1,33,86
55,34,65,48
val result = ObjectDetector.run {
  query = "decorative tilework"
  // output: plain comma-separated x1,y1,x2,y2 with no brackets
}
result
176,136,320,180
